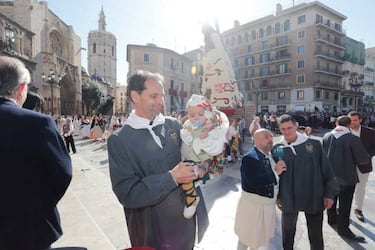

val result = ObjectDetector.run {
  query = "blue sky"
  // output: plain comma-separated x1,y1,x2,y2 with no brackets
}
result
46,0,375,84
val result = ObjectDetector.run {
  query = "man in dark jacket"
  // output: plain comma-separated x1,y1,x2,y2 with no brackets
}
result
322,116,368,241
108,70,208,249
348,111,375,222
0,56,72,250
274,114,339,250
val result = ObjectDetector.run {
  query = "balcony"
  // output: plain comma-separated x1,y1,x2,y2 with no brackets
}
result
315,20,346,35
314,81,343,90
315,35,345,49
315,51,344,63
315,67,342,77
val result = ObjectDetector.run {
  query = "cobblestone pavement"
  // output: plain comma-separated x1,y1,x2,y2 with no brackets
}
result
52,134,375,250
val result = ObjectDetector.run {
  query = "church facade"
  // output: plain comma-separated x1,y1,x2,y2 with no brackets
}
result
0,0,82,115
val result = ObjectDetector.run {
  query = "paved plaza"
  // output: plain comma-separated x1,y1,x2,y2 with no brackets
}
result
52,134,375,250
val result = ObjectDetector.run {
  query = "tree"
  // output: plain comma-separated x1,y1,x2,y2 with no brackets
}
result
97,96,114,115
82,81,102,115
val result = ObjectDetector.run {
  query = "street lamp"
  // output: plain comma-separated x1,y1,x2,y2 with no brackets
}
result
41,69,63,115
349,74,364,111
251,80,260,114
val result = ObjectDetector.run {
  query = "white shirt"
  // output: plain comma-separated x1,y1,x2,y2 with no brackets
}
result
350,126,361,138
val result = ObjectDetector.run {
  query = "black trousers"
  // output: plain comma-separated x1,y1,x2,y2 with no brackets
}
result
282,211,324,250
327,184,355,233
64,135,76,153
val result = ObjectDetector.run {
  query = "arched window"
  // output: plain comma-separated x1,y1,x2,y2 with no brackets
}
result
50,32,63,57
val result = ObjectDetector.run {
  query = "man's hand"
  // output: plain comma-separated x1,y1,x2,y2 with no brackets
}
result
170,161,198,184
324,198,334,209
274,160,287,175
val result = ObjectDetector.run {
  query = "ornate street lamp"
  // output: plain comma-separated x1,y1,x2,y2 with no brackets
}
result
349,74,364,111
41,69,63,115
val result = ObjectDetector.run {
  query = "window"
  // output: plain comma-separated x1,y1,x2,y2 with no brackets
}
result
297,74,305,84
262,40,268,49
5,26,15,48
316,14,323,24
261,66,269,76
284,19,290,31
247,45,252,53
93,43,96,53
144,53,150,63
278,91,285,100
261,79,268,88
315,90,321,99
325,91,329,99
297,60,305,69
334,92,339,101
266,25,272,36
251,30,256,40
297,90,304,99
277,36,286,46
259,28,264,39
298,30,305,39
261,92,268,100
298,15,306,24
245,32,249,42
297,45,305,54
279,64,286,74
247,69,254,78
245,57,254,66
260,53,270,63
275,23,281,34
277,49,288,59
334,23,341,32
237,34,242,44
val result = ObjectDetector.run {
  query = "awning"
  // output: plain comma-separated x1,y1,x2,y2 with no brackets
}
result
294,105,305,112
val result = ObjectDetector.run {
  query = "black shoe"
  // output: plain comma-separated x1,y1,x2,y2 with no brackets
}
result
354,209,365,222
338,230,365,242
327,215,337,226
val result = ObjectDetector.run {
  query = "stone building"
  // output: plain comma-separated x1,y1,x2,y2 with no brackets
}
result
87,7,116,95
0,11,36,83
127,43,193,115
221,1,347,113
115,85,127,114
0,0,83,115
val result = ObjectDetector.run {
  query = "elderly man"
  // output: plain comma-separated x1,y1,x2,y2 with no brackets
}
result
0,56,72,250
235,128,286,250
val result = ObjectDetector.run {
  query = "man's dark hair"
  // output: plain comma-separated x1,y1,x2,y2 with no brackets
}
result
277,114,297,125
348,111,362,120
336,115,351,127
127,70,164,103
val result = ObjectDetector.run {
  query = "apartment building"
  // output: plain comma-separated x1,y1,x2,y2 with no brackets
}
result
364,47,375,113
221,1,346,113
127,44,193,114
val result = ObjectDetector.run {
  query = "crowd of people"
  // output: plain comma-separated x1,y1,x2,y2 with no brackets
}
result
1,56,374,250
